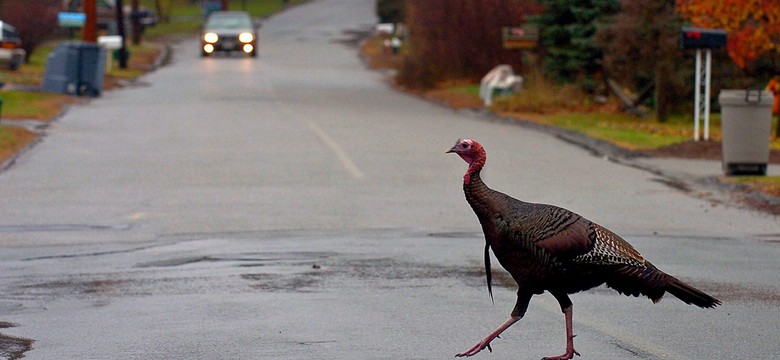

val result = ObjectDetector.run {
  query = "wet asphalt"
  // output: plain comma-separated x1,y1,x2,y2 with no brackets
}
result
1,0,779,359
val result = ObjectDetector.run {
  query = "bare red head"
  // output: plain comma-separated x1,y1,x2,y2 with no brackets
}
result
447,138,486,184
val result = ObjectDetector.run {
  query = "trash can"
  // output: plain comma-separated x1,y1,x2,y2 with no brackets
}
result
42,41,106,97
718,89,773,175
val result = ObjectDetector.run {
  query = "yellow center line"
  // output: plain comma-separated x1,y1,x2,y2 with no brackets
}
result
304,119,364,179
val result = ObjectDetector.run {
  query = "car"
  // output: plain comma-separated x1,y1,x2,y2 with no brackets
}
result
0,20,26,70
201,11,257,57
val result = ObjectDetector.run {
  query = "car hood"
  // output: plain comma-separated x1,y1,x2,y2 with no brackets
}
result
204,28,252,35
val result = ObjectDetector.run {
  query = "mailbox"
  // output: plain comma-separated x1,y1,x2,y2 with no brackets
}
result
98,35,123,50
681,27,727,49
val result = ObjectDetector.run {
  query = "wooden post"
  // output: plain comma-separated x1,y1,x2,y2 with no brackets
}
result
83,0,98,42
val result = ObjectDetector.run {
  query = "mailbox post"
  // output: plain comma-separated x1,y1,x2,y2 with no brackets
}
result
680,27,727,141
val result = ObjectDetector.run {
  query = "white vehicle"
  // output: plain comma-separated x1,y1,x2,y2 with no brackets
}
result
0,20,25,70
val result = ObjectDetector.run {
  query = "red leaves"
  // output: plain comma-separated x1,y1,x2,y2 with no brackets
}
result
675,0,780,68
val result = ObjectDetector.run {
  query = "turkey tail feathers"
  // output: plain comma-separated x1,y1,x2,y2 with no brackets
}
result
607,265,721,308
484,243,494,303
666,277,721,308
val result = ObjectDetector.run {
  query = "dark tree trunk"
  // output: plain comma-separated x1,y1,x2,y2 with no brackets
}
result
655,61,671,122
131,0,142,45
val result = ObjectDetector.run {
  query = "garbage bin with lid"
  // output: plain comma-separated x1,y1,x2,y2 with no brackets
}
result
718,89,773,176
42,41,106,97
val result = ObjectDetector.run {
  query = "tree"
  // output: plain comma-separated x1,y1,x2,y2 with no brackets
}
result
0,0,60,63
155,0,171,23
596,0,689,121
531,0,619,85
676,0,780,70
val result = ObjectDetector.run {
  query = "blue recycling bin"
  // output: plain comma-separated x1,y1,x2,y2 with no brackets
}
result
42,41,106,97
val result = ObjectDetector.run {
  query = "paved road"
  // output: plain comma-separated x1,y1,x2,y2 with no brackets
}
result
1,0,779,359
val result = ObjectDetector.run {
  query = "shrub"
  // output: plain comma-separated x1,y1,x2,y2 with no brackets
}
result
398,0,542,89
0,0,61,63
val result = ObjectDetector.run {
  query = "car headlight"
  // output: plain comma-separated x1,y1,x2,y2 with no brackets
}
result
239,32,254,43
203,32,218,43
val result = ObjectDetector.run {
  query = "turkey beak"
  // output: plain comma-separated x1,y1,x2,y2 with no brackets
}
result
446,146,457,154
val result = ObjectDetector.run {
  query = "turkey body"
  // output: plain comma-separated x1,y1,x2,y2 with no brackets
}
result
448,138,720,359
467,170,711,305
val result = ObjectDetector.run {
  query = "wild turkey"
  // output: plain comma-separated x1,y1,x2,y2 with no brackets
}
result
447,138,720,359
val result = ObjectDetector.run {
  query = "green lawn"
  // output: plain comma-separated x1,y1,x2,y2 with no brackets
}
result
0,90,77,120
450,84,481,98
545,112,695,150
0,125,36,163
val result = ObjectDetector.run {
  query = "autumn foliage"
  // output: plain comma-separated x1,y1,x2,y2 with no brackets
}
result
676,0,780,69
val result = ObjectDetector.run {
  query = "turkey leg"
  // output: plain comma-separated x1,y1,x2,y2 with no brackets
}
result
455,316,520,357
542,305,580,360
456,292,531,357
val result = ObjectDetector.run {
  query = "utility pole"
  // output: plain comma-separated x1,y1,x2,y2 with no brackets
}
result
83,0,98,42
115,0,128,68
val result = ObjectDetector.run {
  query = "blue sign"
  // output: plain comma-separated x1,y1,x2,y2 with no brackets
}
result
58,12,86,28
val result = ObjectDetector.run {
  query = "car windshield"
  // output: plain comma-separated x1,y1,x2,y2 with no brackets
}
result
206,14,251,29
1,21,19,40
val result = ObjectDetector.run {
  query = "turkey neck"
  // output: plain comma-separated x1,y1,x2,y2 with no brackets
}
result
463,166,504,243
463,169,491,204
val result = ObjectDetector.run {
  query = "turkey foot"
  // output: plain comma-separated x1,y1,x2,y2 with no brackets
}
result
455,338,494,357
541,348,580,360
455,316,520,357
542,306,580,359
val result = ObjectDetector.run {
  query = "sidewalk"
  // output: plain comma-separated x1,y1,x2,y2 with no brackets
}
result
636,157,780,179
629,156,779,214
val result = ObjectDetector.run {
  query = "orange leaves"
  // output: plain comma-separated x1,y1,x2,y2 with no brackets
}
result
676,0,780,68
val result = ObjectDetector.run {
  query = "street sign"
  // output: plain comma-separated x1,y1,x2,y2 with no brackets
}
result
58,12,86,28
502,26,538,50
